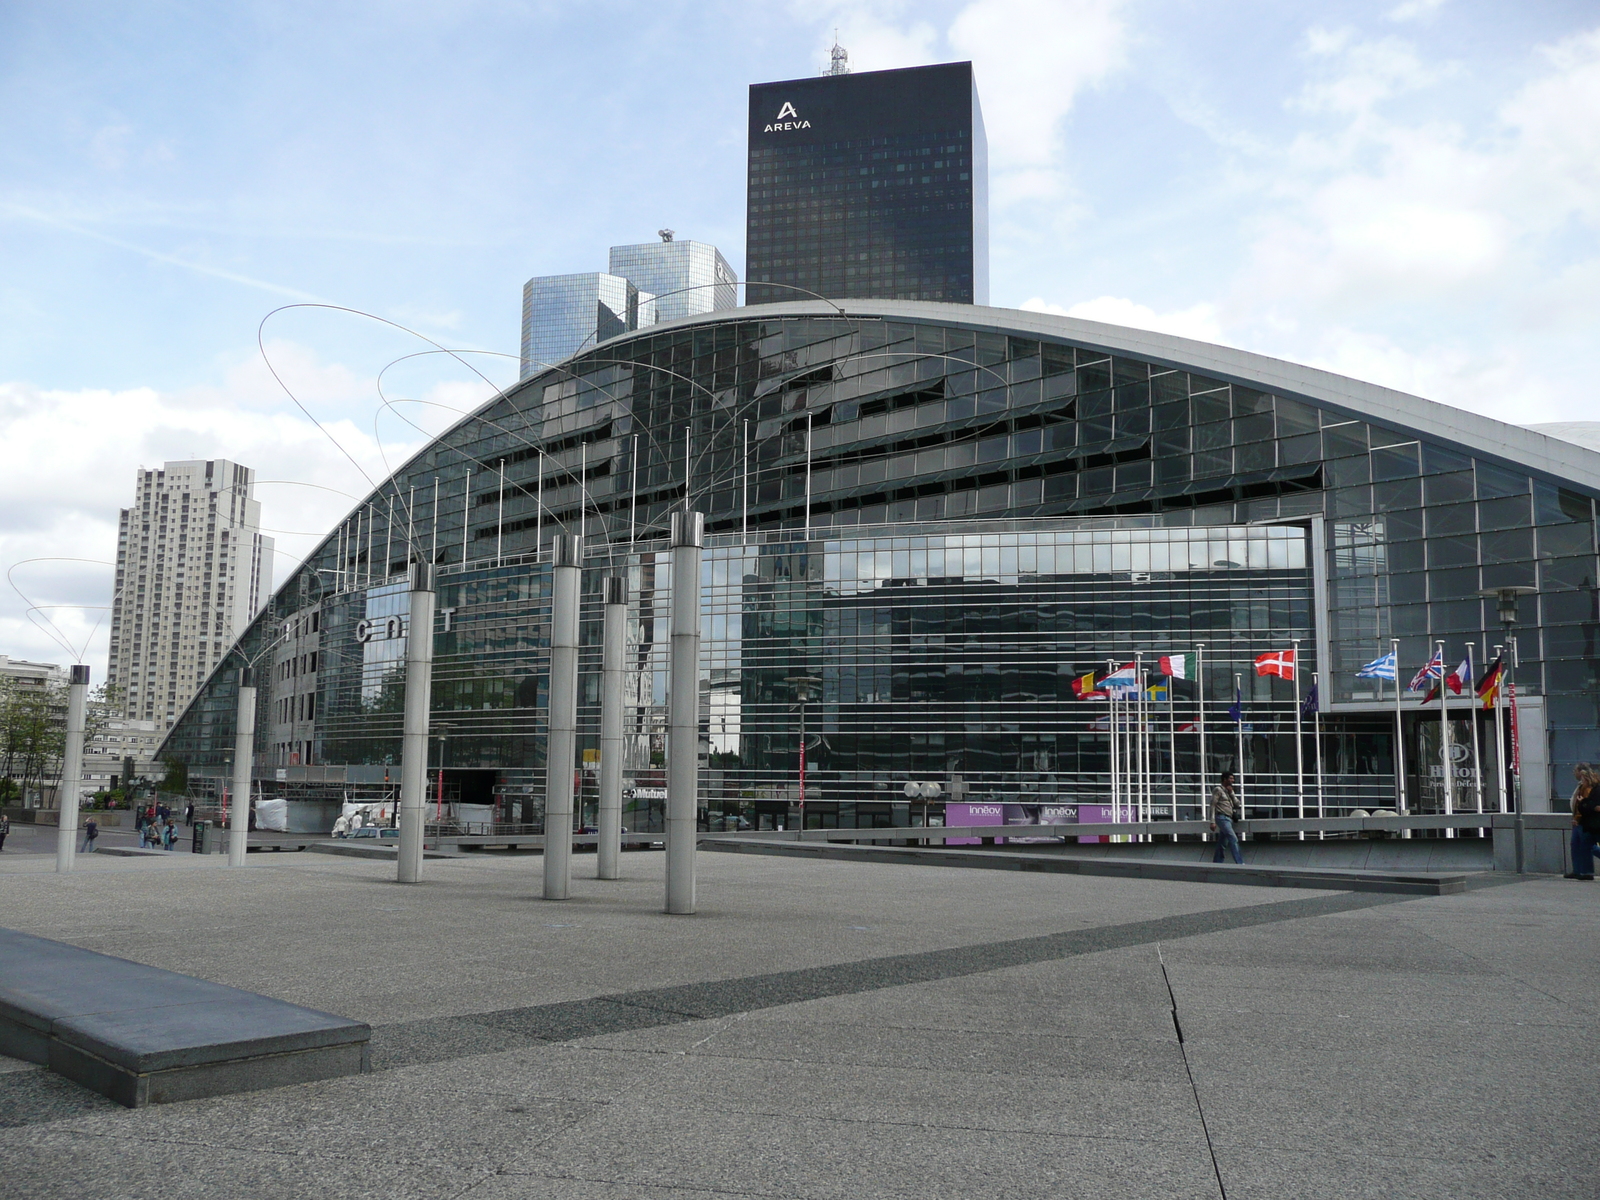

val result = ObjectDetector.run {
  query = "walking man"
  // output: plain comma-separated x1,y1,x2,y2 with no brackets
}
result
81,816,99,854
1210,771,1244,864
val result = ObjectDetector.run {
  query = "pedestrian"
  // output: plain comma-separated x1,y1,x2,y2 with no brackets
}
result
162,819,176,851
0,811,9,852
81,816,98,853
1565,763,1600,881
184,801,194,827
1210,771,1244,865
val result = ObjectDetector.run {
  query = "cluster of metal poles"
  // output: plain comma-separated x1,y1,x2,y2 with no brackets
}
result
394,512,704,913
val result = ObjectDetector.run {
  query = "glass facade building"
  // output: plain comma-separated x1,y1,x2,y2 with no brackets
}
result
747,63,988,306
165,300,1600,826
608,239,738,325
520,272,656,380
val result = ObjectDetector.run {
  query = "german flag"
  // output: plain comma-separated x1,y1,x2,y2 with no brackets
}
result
1070,670,1105,699
1476,658,1504,709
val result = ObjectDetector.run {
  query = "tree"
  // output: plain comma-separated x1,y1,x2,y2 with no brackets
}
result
0,676,65,806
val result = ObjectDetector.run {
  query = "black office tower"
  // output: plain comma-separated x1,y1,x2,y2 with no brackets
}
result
746,61,988,306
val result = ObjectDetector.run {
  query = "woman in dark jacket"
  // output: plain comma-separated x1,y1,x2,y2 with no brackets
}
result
1566,764,1600,880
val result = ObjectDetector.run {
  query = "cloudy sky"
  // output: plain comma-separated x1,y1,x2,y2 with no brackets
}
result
3,0,1598,671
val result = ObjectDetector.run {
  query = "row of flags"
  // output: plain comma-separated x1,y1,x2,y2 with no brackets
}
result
1070,648,1304,701
1071,643,1506,716
1358,648,1506,710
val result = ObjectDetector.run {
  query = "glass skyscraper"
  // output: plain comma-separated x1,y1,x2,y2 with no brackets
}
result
746,62,988,306
608,237,738,325
520,272,656,380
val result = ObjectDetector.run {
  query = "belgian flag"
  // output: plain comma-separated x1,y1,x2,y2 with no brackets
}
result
1070,670,1104,699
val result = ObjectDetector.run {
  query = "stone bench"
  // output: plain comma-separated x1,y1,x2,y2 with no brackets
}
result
0,927,369,1107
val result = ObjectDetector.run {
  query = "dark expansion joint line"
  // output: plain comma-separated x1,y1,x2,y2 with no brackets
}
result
1158,944,1227,1200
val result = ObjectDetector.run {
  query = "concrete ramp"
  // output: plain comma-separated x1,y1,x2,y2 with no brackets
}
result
703,837,1473,895
0,927,369,1107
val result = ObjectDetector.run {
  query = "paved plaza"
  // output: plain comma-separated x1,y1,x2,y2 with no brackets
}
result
0,844,1593,1199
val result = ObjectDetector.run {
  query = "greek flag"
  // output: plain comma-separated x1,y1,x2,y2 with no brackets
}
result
1356,651,1397,681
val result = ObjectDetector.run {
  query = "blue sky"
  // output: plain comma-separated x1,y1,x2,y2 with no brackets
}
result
3,0,1599,669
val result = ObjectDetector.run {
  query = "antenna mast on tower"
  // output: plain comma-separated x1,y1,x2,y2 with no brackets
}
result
825,32,850,76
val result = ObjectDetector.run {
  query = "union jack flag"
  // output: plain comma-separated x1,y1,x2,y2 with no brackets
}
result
1408,649,1444,693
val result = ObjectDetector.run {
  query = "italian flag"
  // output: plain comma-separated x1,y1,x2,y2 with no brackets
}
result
1158,653,1195,680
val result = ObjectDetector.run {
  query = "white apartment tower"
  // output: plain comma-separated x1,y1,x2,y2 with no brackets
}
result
107,460,273,729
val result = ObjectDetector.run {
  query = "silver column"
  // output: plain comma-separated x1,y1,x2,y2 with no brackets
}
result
54,664,89,873
598,574,626,880
229,667,256,866
397,564,436,884
666,511,702,915
543,534,582,900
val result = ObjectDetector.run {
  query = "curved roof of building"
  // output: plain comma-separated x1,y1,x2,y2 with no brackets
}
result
624,298,1600,495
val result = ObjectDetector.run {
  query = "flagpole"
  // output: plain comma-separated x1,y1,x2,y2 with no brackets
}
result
1313,671,1325,831
1196,643,1207,830
1133,653,1144,833
1437,639,1455,837
1484,649,1497,819
1292,638,1304,837
1466,643,1484,826
1168,667,1178,839
1107,659,1119,827
1234,672,1246,819
1395,643,1408,838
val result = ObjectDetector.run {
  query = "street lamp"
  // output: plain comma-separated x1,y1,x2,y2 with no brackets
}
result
784,675,821,829
1478,586,1535,812
902,779,943,828
432,721,456,825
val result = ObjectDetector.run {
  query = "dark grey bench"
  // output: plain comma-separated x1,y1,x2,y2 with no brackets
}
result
0,927,370,1107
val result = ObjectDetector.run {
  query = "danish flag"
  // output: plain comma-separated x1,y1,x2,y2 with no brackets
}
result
1254,648,1295,681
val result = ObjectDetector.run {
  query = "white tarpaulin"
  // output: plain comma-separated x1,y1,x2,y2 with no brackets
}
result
255,797,289,832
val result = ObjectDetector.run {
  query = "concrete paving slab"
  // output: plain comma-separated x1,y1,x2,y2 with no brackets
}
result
514,1105,1222,1200
0,852,1587,1198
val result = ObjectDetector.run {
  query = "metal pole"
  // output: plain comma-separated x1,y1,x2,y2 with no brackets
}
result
598,575,626,880
1235,672,1246,818
629,435,638,550
397,565,436,884
1292,639,1304,833
666,510,703,914
364,505,374,587
742,419,750,541
1491,643,1507,813
1167,667,1177,830
496,461,505,567
406,486,415,564
1196,643,1207,821
462,468,471,566
1313,670,1325,823
54,664,89,873
536,450,544,558
1438,639,1454,830
431,477,439,565
580,443,588,543
1466,642,1483,819
385,493,394,578
1393,638,1407,818
229,667,255,866
543,535,581,900
804,411,813,539
1106,660,1118,823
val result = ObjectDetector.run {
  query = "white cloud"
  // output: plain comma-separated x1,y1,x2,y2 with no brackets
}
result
1215,24,1600,420
950,0,1130,203
0,341,507,673
1021,295,1224,342
1386,0,1448,23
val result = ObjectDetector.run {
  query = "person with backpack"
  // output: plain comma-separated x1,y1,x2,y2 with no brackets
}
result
1566,763,1600,880
81,816,99,854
